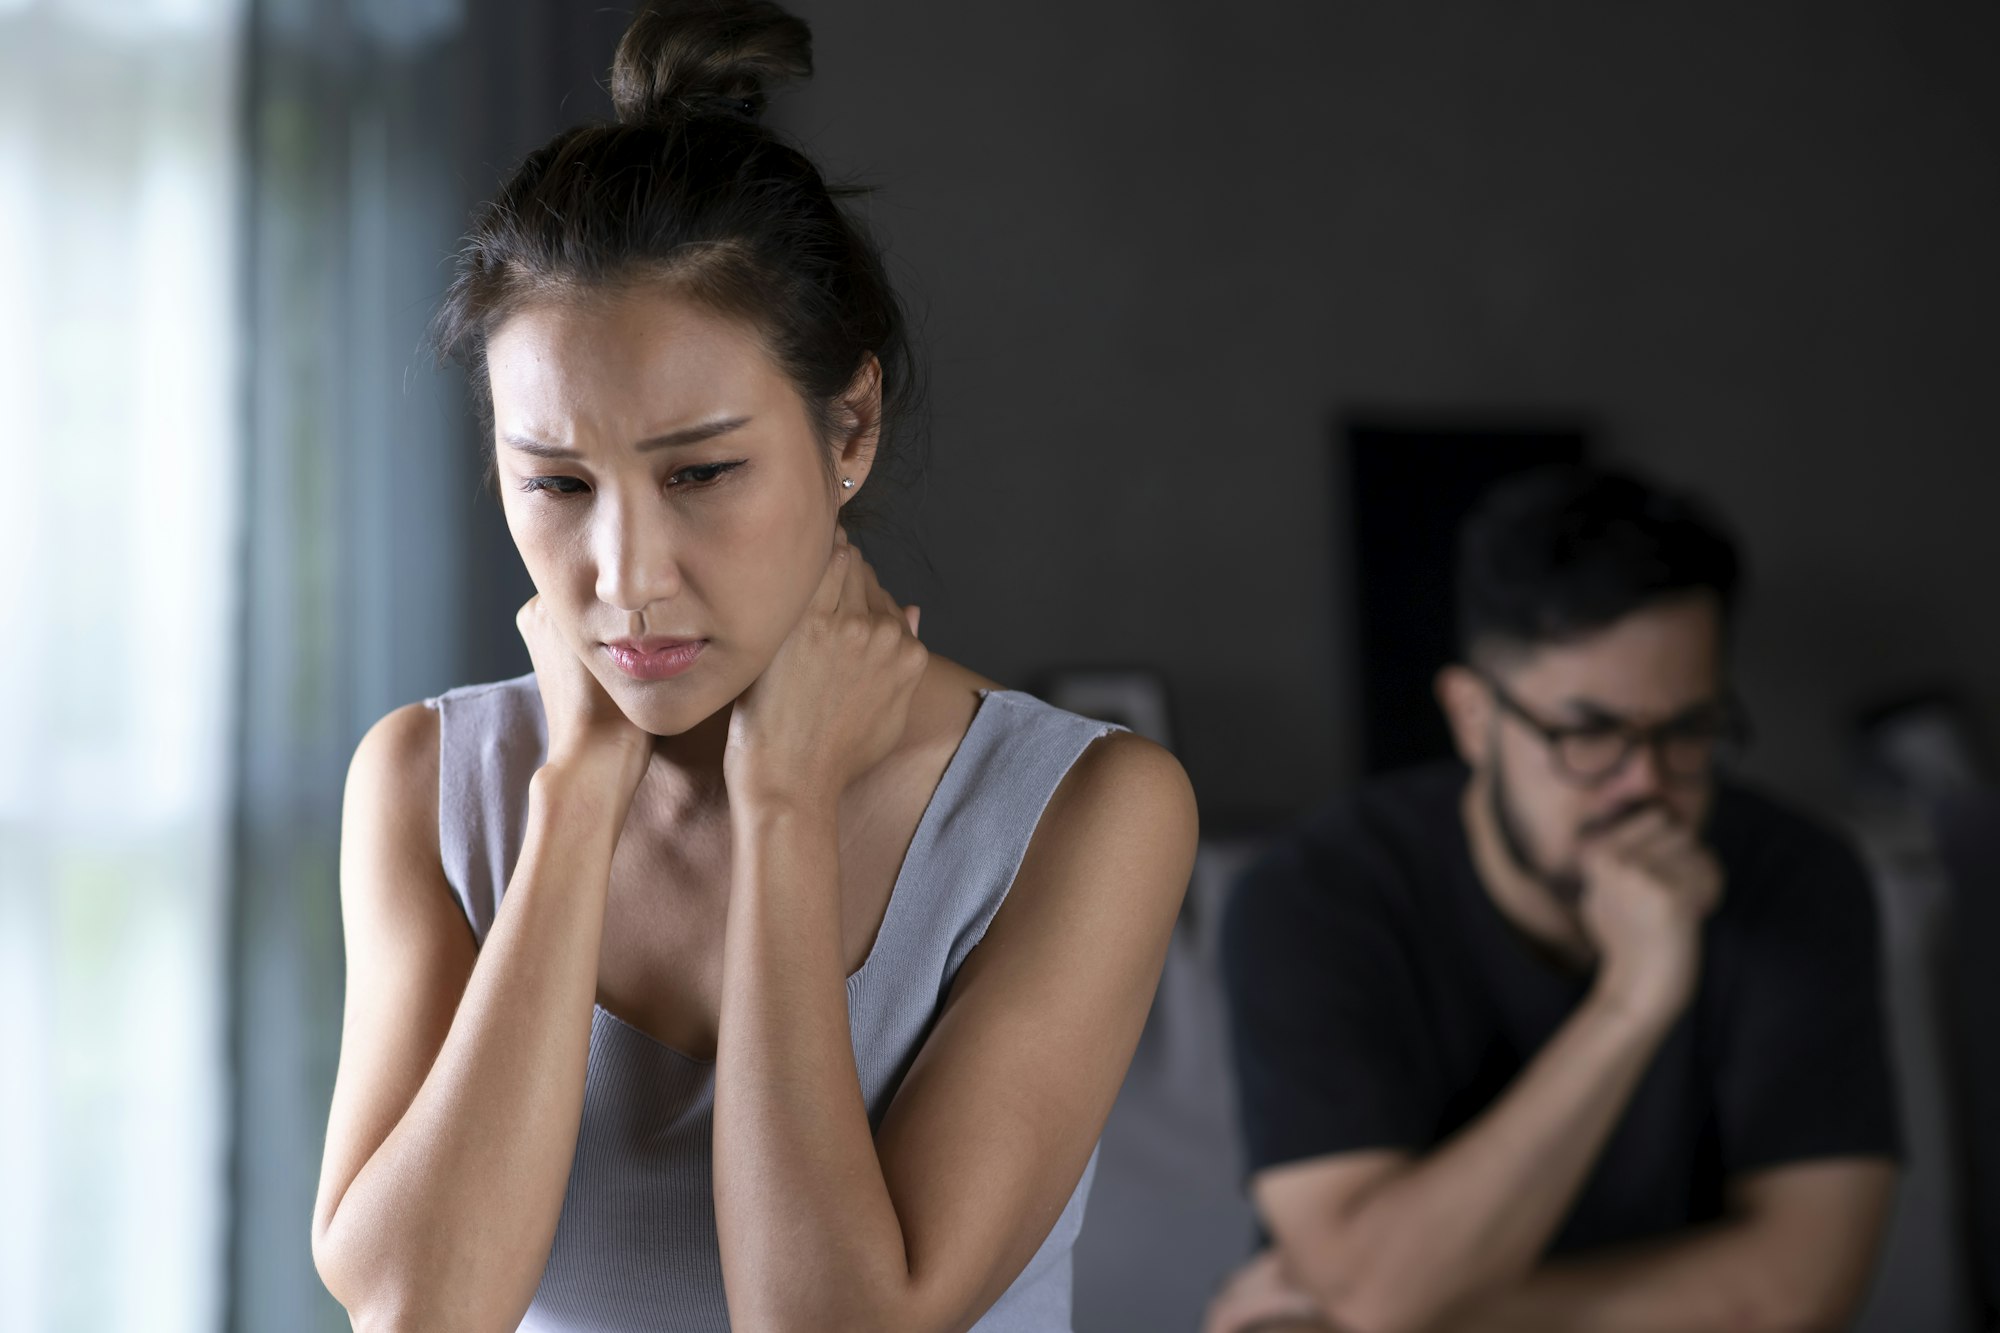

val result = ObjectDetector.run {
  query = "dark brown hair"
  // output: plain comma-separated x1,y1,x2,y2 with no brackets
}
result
432,0,920,514
1455,465,1743,664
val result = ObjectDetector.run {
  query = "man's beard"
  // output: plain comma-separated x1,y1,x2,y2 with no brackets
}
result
1488,753,1667,907
1489,755,1586,905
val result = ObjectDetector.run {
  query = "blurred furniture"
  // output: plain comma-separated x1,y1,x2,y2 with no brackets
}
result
1850,805,1981,1332
1938,789,2000,1330
1071,837,1265,1332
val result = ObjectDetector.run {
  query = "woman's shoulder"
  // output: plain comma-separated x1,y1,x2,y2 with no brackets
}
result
921,654,1192,819
1040,723,1196,856
959,673,1197,961
343,701,446,891
349,700,440,804
347,674,547,829
929,672,1195,902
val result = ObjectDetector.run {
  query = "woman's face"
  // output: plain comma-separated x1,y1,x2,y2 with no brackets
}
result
486,285,864,736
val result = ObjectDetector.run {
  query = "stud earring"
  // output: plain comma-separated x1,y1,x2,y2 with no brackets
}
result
840,477,854,489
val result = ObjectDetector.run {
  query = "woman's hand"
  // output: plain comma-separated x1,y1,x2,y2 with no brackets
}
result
724,530,926,812
517,594,652,806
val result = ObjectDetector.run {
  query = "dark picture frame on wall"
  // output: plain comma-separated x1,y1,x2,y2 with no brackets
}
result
1341,415,1593,775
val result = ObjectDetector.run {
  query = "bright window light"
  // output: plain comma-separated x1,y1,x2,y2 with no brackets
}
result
0,1,245,1329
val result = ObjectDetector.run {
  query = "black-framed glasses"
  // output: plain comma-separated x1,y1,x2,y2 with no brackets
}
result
1481,674,1752,787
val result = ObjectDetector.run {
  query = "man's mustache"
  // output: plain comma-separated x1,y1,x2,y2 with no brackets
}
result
1578,797,1672,839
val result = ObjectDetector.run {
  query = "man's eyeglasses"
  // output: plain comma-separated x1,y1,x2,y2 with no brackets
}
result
1481,674,1752,788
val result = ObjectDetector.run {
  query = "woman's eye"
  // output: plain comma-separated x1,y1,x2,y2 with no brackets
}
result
520,475,588,497
667,461,743,489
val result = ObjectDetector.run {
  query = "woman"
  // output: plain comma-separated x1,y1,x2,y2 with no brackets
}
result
308,3,1196,1330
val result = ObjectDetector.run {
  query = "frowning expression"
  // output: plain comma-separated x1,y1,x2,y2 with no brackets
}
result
487,284,865,735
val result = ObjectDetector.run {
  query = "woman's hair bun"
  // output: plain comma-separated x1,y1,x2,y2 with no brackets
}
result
610,0,813,127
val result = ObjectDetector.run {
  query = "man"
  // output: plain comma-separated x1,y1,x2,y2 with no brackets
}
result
1209,467,1899,1333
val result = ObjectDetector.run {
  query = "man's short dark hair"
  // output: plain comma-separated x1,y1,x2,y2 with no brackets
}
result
1455,465,1743,664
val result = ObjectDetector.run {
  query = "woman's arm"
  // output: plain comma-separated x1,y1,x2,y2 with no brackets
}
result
713,728,1196,1333
313,598,651,1333
704,537,1194,1331
310,705,631,1332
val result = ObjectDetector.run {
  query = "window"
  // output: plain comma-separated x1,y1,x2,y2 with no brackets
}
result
0,1,245,1328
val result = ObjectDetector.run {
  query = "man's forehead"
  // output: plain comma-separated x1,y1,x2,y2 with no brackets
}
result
1498,597,1726,715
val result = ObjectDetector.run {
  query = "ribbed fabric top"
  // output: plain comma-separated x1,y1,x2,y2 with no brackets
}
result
426,674,1120,1332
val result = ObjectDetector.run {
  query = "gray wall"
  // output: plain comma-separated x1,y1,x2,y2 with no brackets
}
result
730,0,2000,821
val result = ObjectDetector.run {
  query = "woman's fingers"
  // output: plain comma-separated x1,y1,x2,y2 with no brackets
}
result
838,536,907,633
812,530,853,616
838,529,873,614
514,594,564,671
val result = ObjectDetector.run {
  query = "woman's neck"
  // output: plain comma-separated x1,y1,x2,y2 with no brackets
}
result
633,702,736,826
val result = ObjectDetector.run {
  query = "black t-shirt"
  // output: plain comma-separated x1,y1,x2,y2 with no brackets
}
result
1221,761,1901,1254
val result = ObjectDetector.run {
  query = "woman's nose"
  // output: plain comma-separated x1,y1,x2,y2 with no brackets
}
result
592,493,681,612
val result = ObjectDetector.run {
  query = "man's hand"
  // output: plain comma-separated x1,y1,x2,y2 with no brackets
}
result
1202,1248,1330,1333
1577,806,1723,1024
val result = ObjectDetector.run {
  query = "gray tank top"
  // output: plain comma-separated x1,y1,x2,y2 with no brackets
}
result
427,674,1120,1332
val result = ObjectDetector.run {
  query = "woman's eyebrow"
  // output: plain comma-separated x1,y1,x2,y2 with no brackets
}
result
502,416,752,460
635,416,752,452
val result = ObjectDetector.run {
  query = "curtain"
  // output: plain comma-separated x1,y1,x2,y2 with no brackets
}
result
231,0,469,1325
0,0,245,1329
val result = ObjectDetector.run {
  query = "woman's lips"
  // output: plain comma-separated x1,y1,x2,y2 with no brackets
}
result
603,639,707,681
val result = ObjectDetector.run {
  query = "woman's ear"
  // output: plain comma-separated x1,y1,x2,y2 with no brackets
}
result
1436,664,1494,769
832,354,883,506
